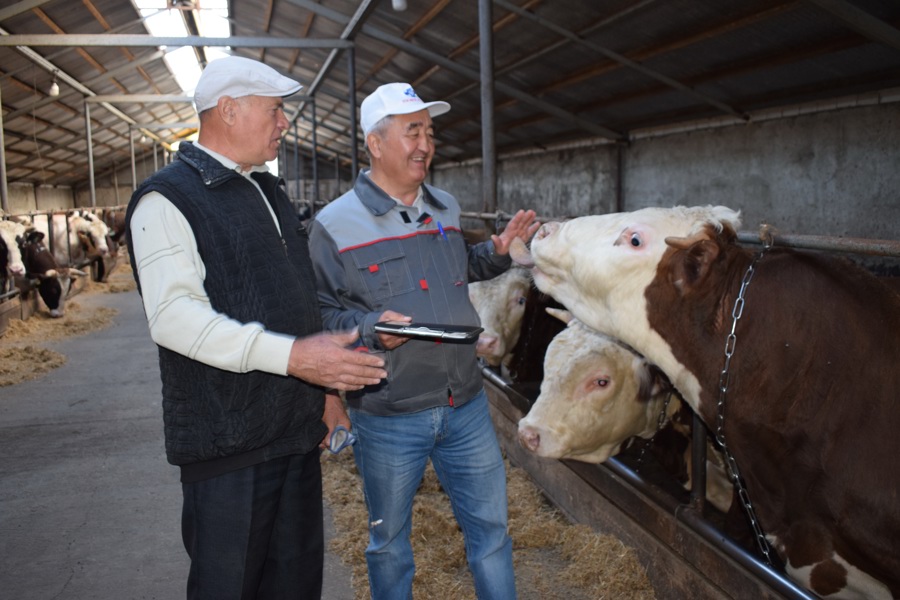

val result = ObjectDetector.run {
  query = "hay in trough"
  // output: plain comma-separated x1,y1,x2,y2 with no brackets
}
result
321,448,656,600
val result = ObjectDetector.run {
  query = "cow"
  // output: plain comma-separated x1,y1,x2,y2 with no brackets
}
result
469,267,532,369
517,308,733,514
518,307,676,463
31,211,110,269
17,229,81,318
510,205,900,599
1,220,27,286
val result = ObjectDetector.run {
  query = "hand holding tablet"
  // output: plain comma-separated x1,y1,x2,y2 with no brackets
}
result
374,321,483,343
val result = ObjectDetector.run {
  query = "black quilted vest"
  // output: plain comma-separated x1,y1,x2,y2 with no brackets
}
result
126,142,325,482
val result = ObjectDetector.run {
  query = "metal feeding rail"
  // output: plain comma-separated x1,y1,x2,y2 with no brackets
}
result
461,209,900,258
482,368,820,600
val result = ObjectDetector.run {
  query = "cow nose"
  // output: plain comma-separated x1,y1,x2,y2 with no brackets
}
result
476,335,500,356
535,221,559,241
518,425,541,452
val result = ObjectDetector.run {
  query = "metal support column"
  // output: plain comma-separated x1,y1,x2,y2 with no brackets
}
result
0,82,9,213
129,127,137,191
293,121,300,199
311,98,319,207
113,164,120,205
478,0,497,225
85,100,97,207
334,153,340,196
348,47,359,179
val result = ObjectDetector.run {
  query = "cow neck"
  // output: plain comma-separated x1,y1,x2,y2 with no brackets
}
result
715,245,777,567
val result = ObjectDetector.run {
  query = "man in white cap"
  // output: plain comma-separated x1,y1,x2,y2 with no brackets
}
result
126,55,387,599
308,83,539,599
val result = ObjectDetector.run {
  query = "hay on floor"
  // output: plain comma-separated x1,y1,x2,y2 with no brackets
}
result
321,448,656,600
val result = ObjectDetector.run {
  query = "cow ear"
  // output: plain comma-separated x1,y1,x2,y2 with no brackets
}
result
666,238,721,293
545,307,573,324
637,361,672,402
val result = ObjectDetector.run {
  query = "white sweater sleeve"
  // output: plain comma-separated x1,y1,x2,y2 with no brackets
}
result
129,191,295,375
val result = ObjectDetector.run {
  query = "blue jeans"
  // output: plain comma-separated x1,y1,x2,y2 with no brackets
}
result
349,390,516,600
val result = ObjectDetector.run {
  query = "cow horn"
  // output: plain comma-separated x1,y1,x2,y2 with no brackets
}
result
545,307,574,324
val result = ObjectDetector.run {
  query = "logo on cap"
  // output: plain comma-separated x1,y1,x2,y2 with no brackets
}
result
404,87,418,100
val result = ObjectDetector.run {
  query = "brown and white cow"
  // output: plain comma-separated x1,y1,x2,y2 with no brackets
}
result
31,211,110,268
510,205,900,599
469,267,532,368
518,308,733,514
18,229,81,318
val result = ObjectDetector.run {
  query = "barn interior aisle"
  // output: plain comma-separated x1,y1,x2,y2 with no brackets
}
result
0,277,189,597
0,273,354,600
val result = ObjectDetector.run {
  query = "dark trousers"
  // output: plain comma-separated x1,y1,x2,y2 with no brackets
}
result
181,451,324,600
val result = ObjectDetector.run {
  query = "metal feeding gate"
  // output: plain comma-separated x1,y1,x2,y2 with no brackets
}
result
480,223,900,600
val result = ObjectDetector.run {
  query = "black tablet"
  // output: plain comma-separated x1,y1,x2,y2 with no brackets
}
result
373,321,483,343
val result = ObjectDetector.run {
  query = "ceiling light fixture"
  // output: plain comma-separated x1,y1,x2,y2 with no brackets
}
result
48,71,59,97
392,0,407,11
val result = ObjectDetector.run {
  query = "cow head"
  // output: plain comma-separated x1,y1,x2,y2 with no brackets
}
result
469,267,532,367
18,228,82,318
0,220,27,278
517,308,676,463
70,211,110,257
510,205,741,409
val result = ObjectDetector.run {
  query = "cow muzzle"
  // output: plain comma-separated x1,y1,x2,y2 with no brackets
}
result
518,424,542,453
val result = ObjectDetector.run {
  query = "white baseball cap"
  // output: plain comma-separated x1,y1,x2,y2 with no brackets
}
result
360,83,450,136
193,56,303,113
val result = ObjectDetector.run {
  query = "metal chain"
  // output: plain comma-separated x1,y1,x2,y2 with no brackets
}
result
715,247,775,566
634,388,674,473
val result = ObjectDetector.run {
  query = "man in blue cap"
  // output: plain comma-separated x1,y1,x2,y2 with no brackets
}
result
126,56,387,599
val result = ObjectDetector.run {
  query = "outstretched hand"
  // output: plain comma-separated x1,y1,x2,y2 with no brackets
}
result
288,330,386,391
492,209,541,256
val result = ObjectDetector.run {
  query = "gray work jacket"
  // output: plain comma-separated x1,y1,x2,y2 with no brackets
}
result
307,171,511,415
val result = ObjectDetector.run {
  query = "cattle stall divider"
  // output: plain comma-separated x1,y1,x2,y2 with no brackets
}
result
474,218,899,599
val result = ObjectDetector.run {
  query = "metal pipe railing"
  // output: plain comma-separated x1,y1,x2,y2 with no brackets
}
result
460,210,900,258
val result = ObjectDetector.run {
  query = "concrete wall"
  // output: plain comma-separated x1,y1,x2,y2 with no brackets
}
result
433,100,900,242
74,186,132,209
4,183,75,215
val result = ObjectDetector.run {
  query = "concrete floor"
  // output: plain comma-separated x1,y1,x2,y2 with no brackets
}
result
0,286,355,600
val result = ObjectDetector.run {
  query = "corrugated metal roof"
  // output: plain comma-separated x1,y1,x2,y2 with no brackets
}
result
2,0,899,191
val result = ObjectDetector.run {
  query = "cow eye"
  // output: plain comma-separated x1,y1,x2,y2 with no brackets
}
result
630,233,642,247
596,378,610,388
516,296,526,306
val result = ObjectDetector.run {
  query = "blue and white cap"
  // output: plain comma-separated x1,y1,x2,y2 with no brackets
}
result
360,83,450,136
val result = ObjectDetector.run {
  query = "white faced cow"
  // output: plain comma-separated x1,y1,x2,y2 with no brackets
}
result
469,266,531,368
518,308,676,462
518,308,733,514
511,205,900,599
1,220,27,282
